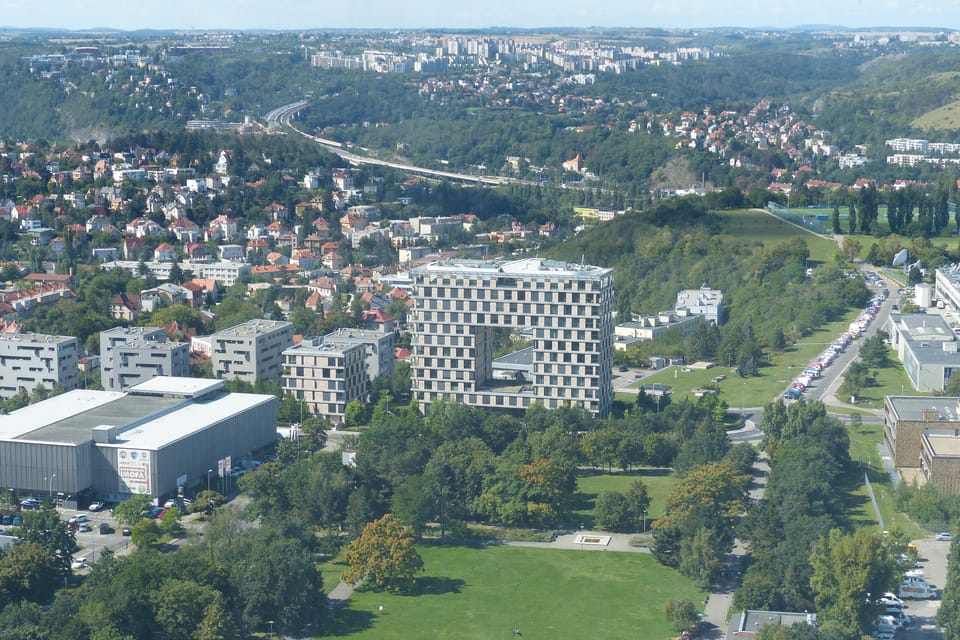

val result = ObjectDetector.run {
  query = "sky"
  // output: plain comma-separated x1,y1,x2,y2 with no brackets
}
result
1,0,959,32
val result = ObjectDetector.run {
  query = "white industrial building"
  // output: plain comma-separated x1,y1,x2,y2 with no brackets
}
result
0,377,277,505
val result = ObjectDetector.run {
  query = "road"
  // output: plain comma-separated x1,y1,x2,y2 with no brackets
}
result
265,99,539,187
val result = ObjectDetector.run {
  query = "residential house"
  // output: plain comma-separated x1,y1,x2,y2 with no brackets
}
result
139,283,191,313
109,293,141,322
153,243,177,263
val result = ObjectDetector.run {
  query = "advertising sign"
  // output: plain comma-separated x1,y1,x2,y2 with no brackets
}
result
117,448,152,495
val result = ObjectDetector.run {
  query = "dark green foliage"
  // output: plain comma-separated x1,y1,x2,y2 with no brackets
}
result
734,400,851,613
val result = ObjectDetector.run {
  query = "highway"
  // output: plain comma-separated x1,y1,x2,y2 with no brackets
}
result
264,99,540,187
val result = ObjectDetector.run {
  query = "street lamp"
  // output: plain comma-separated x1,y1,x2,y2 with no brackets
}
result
46,473,56,499
207,469,212,494
642,509,647,533
267,620,275,639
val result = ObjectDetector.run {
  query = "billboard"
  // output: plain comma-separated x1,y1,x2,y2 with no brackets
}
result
117,448,152,495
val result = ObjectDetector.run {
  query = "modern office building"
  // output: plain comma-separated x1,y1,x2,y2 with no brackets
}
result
0,333,79,399
675,285,723,325
212,319,294,383
886,313,960,391
409,257,615,417
0,377,277,504
282,336,368,423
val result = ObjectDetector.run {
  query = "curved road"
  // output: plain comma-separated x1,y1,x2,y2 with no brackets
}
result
264,99,540,187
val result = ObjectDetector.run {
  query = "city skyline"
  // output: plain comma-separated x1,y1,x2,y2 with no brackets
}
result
1,0,958,32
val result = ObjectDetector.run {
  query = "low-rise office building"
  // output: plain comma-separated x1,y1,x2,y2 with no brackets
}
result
0,332,79,399
212,319,294,383
883,395,960,475
886,313,960,391
675,285,723,325
921,430,960,494
101,326,165,390
0,377,277,504
322,327,395,381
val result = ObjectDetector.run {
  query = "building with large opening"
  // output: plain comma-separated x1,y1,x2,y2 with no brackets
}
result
410,257,614,417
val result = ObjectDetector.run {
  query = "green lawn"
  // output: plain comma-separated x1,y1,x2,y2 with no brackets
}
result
634,311,862,407
574,469,677,528
715,208,838,265
323,544,702,639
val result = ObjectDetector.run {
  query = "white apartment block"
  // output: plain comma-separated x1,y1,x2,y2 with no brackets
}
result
675,285,723,325
100,326,189,390
410,257,615,417
212,319,294,383
0,333,79,398
100,326,165,390
282,337,367,423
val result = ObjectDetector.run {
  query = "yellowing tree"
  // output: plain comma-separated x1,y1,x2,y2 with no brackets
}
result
342,514,424,593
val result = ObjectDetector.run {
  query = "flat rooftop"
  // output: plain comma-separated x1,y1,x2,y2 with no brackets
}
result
0,377,272,449
891,313,954,341
924,431,960,457
888,396,960,422
413,257,613,280
213,319,292,337
738,610,816,634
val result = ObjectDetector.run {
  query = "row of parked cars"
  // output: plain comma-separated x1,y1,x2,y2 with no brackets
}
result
782,288,884,401
873,592,912,640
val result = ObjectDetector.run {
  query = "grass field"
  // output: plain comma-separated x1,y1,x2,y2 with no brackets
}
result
323,544,702,639
715,208,838,265
574,468,678,528
913,99,960,130
633,310,862,407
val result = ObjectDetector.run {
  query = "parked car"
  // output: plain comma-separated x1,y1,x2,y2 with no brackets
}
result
99,522,113,535
88,501,104,512
121,527,131,536
11,516,21,526
68,514,89,525
78,523,92,533
1,515,10,526
19,498,40,510
71,557,87,570
937,532,953,541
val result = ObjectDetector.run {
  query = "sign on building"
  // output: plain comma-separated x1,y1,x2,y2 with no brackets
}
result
117,448,152,494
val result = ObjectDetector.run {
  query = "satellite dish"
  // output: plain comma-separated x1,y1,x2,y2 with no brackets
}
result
892,249,908,267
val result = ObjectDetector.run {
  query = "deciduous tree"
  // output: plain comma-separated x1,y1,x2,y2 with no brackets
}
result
342,514,424,593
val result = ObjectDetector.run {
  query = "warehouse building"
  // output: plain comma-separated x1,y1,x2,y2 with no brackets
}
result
0,377,277,505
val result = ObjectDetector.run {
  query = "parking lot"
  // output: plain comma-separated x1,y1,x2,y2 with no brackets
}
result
60,507,136,569
898,535,949,640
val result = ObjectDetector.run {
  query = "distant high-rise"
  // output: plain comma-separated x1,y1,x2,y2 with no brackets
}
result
410,258,614,417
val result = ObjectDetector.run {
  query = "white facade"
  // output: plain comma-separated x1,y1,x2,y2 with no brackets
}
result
212,319,294,382
675,285,723,325
0,333,79,398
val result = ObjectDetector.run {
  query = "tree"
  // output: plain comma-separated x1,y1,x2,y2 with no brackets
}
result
665,598,700,633
810,528,901,640
130,518,163,548
939,536,960,640
0,542,64,604
113,494,153,526
12,506,77,574
678,526,724,588
391,474,436,537
342,514,424,593
945,371,960,397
